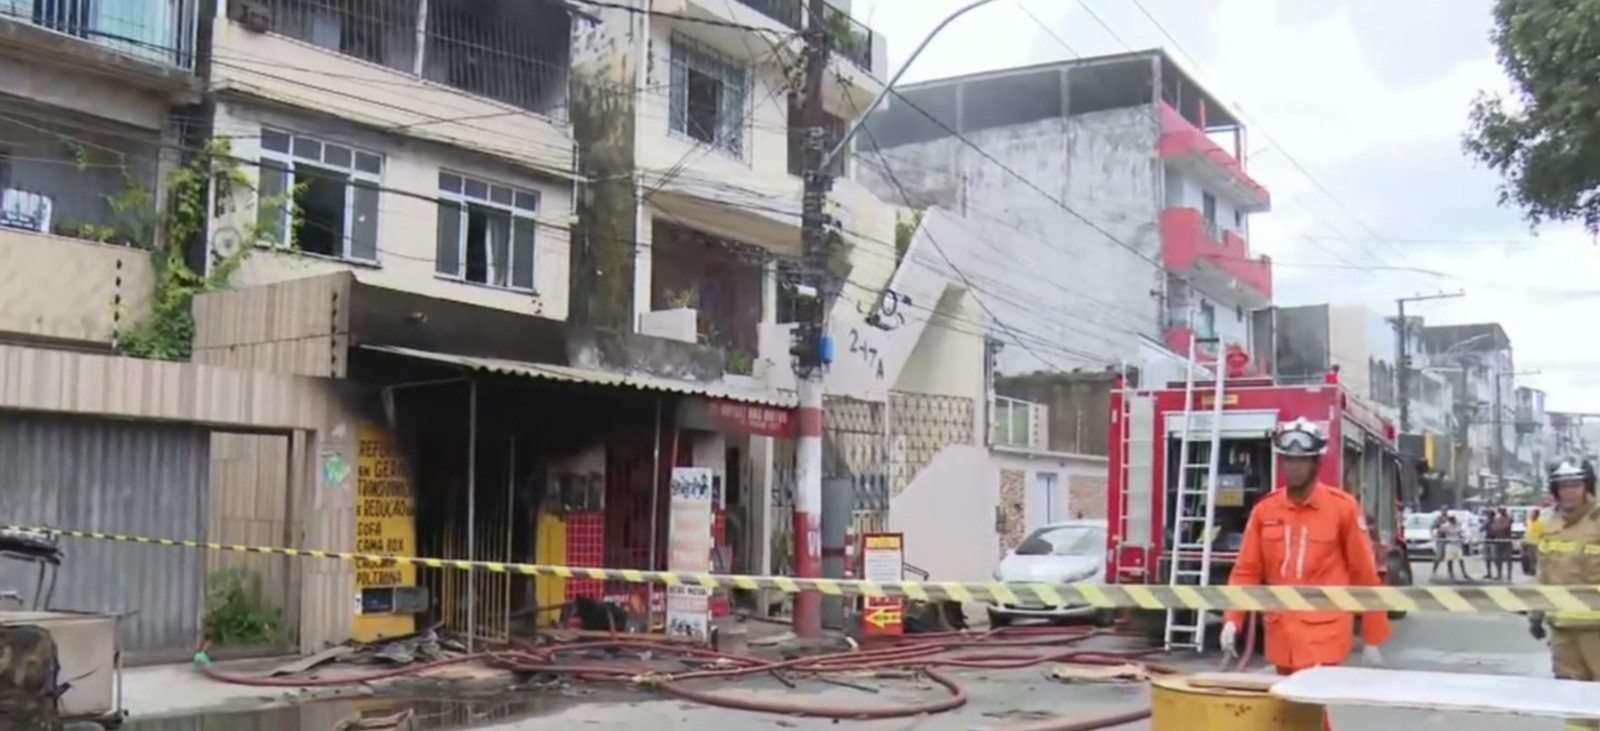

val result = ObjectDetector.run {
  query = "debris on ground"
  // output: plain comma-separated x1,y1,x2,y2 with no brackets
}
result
331,708,416,731
0,624,60,731
1046,663,1147,684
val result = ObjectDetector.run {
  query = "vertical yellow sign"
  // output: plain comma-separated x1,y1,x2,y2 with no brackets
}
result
353,425,417,641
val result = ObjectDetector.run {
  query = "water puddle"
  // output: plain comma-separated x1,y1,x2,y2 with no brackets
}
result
122,691,580,731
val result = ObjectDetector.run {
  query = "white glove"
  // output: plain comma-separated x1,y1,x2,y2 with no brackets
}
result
1362,644,1383,665
1219,621,1239,657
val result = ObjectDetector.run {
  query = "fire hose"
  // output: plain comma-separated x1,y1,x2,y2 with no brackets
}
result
194,625,1184,729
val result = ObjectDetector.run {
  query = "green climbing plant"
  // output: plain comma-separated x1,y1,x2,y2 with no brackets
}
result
204,568,285,647
64,138,293,360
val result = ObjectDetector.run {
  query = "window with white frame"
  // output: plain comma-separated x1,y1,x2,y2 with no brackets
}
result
435,172,539,290
256,128,382,261
668,37,748,156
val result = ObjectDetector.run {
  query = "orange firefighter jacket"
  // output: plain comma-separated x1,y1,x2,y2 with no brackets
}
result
1225,482,1393,671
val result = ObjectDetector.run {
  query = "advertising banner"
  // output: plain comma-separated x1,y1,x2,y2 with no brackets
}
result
860,533,906,636
666,467,715,640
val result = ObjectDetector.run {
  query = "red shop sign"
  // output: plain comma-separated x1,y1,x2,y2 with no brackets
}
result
709,400,795,438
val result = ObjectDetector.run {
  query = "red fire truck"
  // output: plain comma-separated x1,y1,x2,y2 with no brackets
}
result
1105,364,1413,649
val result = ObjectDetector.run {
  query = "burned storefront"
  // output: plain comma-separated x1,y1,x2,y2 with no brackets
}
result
348,344,794,643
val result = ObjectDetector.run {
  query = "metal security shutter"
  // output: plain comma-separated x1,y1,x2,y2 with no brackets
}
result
0,412,209,657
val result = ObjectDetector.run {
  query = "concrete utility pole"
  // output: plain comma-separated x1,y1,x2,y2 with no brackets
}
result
1395,291,1463,433
792,0,1004,639
791,0,834,640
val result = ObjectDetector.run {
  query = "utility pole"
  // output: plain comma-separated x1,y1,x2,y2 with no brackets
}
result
1395,291,1464,434
791,0,1004,640
790,0,835,641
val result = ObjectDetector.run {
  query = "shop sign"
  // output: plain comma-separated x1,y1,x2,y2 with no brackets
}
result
709,399,795,438
353,425,418,641
860,533,905,636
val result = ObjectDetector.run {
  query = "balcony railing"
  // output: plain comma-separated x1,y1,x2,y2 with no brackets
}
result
992,396,1043,450
819,2,872,71
1160,207,1272,300
1,0,200,70
230,0,571,117
737,0,802,30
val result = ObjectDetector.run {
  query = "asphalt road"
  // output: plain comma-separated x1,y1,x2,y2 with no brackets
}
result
469,562,1560,731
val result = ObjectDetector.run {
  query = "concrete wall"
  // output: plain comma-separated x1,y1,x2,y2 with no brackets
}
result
890,444,995,582
211,100,576,321
210,12,572,177
0,232,154,348
993,449,1108,531
861,107,1165,375
994,371,1117,457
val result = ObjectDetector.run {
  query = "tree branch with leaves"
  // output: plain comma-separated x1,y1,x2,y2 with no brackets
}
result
1464,0,1600,233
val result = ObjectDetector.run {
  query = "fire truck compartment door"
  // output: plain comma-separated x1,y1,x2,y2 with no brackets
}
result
1163,409,1281,439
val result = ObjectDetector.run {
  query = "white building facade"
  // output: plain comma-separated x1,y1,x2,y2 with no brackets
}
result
858,50,1274,382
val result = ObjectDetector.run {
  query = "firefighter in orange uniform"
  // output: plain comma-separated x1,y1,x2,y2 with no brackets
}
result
1221,418,1391,730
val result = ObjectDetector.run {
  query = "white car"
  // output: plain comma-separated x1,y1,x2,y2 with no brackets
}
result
988,519,1111,627
1403,512,1439,558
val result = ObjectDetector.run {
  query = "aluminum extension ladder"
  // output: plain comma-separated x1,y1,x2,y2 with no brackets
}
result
1111,362,1141,580
1163,330,1227,652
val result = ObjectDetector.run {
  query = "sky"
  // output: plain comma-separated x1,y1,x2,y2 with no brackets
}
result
850,0,1600,411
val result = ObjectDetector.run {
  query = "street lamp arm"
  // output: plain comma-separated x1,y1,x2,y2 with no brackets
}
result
822,0,1006,170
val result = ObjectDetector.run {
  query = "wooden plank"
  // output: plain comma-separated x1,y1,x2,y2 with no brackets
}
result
1272,666,1600,719
1189,672,1279,692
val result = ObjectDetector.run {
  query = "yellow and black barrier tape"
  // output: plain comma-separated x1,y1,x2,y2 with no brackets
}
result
9,524,1592,613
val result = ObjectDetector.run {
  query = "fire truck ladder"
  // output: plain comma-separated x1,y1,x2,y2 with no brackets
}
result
1163,334,1227,652
1111,362,1149,580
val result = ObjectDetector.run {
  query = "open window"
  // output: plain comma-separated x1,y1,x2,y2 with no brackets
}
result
667,37,747,156
256,128,382,261
435,172,538,291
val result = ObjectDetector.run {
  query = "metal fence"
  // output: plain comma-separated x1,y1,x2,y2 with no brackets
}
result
0,413,210,658
230,0,571,117
3,0,200,69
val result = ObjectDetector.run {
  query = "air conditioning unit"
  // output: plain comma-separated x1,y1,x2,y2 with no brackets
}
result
231,0,273,33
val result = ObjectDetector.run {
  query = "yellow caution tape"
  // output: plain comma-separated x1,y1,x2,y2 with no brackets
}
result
9,524,1591,613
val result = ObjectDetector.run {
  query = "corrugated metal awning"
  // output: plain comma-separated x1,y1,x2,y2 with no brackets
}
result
361,345,798,408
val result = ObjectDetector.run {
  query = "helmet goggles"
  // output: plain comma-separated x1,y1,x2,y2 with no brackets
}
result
1271,417,1328,457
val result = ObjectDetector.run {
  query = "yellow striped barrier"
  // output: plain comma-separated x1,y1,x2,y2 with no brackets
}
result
8,524,1589,613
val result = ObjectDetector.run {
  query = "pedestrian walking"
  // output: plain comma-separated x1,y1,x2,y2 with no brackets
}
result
1221,418,1389,731
1523,507,1544,577
1529,461,1600,731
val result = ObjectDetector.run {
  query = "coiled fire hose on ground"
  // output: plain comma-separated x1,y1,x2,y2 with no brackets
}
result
194,625,1191,729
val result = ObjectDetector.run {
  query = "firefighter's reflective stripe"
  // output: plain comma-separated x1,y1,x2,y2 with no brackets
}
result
1539,540,1600,556
1541,538,1600,628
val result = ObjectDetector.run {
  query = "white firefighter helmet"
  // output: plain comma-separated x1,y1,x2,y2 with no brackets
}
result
1550,460,1589,491
1271,417,1328,457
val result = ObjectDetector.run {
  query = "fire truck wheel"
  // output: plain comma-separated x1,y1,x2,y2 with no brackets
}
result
986,607,1012,628
1092,609,1116,627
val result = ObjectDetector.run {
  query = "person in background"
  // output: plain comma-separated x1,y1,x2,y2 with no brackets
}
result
1436,515,1471,581
1429,511,1449,577
1530,461,1600,731
1488,507,1515,580
1221,418,1389,731
1523,507,1545,577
